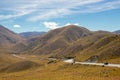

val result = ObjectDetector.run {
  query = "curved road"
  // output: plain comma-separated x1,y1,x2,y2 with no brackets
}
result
12,54,120,68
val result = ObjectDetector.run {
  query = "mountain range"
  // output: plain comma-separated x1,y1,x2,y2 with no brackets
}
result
114,30,120,34
0,25,120,63
19,31,46,39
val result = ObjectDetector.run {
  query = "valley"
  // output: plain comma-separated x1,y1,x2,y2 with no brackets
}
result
0,25,120,80
0,53,120,80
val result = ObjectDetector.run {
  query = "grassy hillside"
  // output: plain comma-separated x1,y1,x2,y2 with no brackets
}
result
49,30,114,58
0,25,26,52
0,60,40,73
1,25,119,63
25,25,92,54
0,22,120,80
75,35,120,63
0,56,120,80
20,25,120,64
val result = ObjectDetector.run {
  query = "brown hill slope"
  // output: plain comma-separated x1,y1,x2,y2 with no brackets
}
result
0,60,40,73
0,25,27,52
19,25,119,63
1,24,118,63
75,34,120,63
53,31,114,58
0,25,26,52
26,25,92,54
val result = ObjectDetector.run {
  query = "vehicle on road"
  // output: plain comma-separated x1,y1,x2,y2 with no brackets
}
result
104,62,109,65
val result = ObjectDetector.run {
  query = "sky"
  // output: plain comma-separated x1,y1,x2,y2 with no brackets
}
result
0,0,120,33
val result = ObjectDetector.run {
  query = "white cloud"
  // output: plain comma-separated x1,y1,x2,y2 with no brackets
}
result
13,24,21,28
65,23,79,26
65,23,71,26
43,22,60,29
74,23,79,26
43,22,80,29
0,0,120,21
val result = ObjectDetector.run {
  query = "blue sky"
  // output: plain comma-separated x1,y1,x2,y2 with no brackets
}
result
0,0,120,33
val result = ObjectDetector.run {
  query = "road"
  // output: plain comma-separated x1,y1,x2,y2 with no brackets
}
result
75,62,120,68
12,54,120,68
12,54,26,59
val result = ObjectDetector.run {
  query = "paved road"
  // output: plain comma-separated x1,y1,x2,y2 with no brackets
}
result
75,62,120,68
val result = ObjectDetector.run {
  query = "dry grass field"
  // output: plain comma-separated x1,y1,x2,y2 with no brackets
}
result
0,54,120,80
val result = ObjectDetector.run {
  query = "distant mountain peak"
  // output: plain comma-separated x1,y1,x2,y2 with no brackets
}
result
64,25,82,29
60,25,91,36
114,30,120,34
19,31,46,38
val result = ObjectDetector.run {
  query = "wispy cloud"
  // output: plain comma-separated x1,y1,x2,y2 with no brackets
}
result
77,0,120,13
0,0,120,21
0,0,38,20
0,10,34,20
